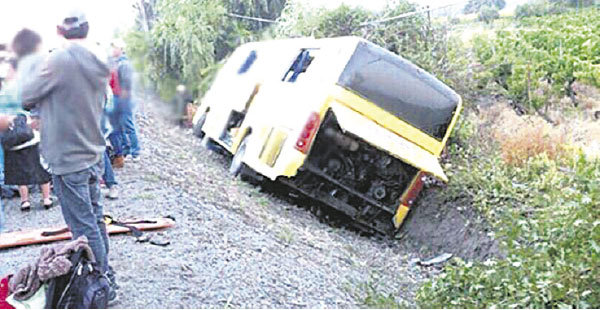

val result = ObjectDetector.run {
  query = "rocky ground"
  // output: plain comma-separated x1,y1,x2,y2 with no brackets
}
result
0,94,497,308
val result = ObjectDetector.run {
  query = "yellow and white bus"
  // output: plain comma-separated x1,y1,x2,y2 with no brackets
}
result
193,36,462,234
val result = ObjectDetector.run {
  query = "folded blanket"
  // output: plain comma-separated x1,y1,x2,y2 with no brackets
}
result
8,236,95,301
37,235,95,281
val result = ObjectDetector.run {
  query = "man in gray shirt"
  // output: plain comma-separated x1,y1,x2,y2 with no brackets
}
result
20,10,117,302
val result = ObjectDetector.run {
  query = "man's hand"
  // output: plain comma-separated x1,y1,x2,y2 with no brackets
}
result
121,89,130,99
0,115,16,131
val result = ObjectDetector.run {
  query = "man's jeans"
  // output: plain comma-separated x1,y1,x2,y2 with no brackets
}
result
103,150,117,188
108,96,140,157
52,160,109,272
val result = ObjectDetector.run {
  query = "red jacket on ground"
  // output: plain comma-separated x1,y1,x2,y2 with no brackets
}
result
0,275,15,309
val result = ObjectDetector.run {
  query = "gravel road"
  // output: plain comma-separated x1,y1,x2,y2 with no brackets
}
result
0,95,492,308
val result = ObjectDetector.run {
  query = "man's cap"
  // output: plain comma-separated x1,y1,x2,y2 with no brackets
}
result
59,8,88,31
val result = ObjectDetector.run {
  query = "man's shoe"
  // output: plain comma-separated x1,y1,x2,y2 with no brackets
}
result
108,286,119,306
107,266,120,289
131,155,140,163
106,186,119,200
42,197,56,210
106,267,119,306
20,201,31,211
111,156,124,169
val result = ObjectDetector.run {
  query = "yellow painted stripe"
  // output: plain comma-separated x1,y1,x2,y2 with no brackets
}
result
440,97,463,150
393,204,410,228
260,128,288,167
331,86,462,156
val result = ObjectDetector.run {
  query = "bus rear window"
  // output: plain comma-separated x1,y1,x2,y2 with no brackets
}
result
337,42,459,140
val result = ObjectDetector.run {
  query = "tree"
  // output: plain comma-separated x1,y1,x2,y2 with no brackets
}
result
133,0,158,32
273,0,469,91
227,0,287,31
549,0,595,6
125,0,288,99
515,0,567,19
275,4,373,38
463,0,506,14
478,5,501,23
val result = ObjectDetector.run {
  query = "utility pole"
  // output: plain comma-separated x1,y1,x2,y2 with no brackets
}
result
138,0,150,33
427,5,432,48
427,5,431,25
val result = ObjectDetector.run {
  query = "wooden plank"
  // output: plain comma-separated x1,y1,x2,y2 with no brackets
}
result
0,218,175,249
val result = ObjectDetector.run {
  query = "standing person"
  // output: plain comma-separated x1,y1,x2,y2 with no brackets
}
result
108,39,140,168
103,150,119,199
20,9,117,302
0,56,17,232
5,29,55,211
102,85,118,200
0,114,16,233
0,57,53,212
172,84,193,127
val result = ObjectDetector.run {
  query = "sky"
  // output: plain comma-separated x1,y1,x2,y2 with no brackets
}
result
0,0,136,48
0,0,528,49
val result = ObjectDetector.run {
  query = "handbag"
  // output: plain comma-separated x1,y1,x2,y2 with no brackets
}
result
2,114,34,149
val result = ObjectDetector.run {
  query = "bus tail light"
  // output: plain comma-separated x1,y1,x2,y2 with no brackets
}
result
295,112,321,154
401,171,426,206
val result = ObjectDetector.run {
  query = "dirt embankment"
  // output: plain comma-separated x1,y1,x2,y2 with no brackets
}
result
0,95,499,308
400,188,501,261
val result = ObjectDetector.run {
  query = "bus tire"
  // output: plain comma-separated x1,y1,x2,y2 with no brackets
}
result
230,136,249,176
201,135,218,151
193,113,206,138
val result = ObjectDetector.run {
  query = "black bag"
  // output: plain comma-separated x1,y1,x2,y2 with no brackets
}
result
1,114,34,149
45,248,110,309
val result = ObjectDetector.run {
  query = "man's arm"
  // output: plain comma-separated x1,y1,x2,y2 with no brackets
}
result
21,54,60,110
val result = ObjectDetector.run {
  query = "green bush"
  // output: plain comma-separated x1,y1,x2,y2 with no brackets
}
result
515,0,567,19
478,6,500,24
464,0,507,14
275,1,432,68
551,0,596,7
472,8,600,110
417,119,600,308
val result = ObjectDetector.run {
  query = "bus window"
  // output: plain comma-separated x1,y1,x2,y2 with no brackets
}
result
237,50,257,74
282,50,314,82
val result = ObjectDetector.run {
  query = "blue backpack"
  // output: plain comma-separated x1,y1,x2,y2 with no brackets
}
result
44,248,110,309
